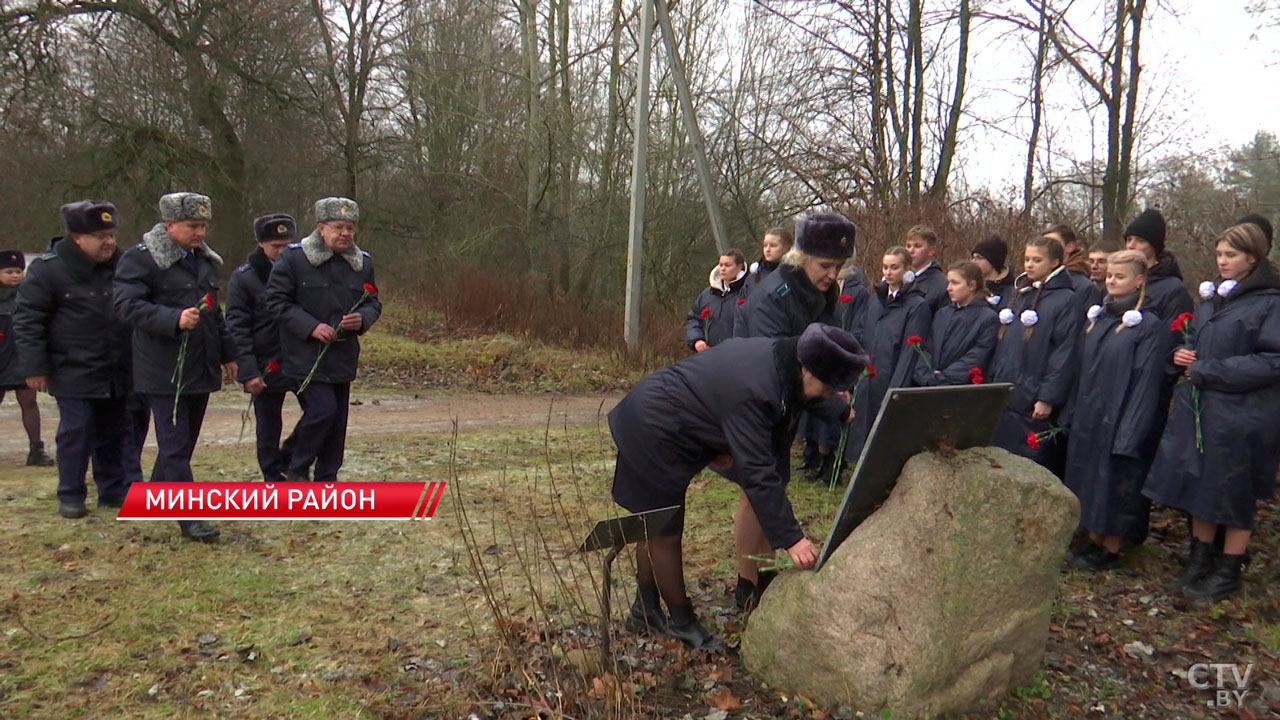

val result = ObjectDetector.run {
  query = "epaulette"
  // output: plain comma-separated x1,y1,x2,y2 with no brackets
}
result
234,263,251,273
775,282,791,298
360,250,371,257
37,252,55,261
287,242,302,249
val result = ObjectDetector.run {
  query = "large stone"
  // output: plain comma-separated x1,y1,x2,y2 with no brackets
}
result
741,447,1079,718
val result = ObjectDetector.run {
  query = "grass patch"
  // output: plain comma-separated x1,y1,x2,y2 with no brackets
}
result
359,305,653,393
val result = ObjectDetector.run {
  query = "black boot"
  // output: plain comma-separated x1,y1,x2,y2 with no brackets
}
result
179,520,220,543
624,584,667,635
733,576,758,613
1183,553,1246,601
284,469,309,482
26,442,54,467
1167,538,1216,593
798,439,821,471
1069,542,1121,571
666,603,725,652
58,501,88,519
804,453,835,484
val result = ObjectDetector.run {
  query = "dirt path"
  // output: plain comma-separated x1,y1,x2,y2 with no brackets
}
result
0,390,621,455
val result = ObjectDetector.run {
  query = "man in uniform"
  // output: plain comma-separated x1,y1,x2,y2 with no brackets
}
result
114,192,236,542
265,197,381,482
226,214,298,482
14,201,139,517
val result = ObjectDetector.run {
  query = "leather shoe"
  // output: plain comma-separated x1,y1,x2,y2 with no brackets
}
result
179,520,220,543
1069,542,1120,571
58,501,88,519
624,585,667,634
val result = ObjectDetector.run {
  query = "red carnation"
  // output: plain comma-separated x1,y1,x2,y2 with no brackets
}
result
736,297,747,306
700,308,712,319
906,335,923,346
201,293,214,309
1170,312,1194,333
969,367,983,377
363,282,378,296
0,332,5,342
839,294,853,303
1025,431,1041,450
866,365,877,378
970,373,984,385
266,358,280,374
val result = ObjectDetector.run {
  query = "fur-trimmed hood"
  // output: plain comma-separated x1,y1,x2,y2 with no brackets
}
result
708,265,747,294
300,229,365,271
142,223,223,270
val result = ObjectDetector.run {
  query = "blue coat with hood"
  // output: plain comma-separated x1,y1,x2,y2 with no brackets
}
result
989,267,1082,472
1143,262,1280,529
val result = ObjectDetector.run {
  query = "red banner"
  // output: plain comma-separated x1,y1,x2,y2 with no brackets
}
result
116,482,447,521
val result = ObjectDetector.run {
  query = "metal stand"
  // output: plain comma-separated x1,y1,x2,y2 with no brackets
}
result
576,506,681,668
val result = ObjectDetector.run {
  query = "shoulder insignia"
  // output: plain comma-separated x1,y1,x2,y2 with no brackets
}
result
775,282,791,298
360,250,371,257
37,252,55,261
234,263,251,273
287,242,302,249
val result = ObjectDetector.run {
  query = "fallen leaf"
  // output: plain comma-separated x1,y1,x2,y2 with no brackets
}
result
706,686,741,711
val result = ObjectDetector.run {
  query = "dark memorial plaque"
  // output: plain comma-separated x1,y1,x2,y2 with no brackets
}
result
816,383,1013,570
577,506,682,553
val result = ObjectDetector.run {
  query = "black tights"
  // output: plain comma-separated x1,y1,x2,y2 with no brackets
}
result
634,534,688,609
1,388,42,446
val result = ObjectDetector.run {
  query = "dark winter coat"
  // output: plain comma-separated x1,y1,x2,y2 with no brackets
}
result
985,272,1016,310
799,278,874,456
608,336,808,549
913,262,949,313
1143,252,1194,328
12,240,131,398
114,225,235,396
1064,298,1172,540
989,267,1082,471
263,231,381,384
1066,269,1096,315
911,302,999,386
0,286,22,388
734,262,837,340
685,267,747,349
1080,282,1104,312
1143,263,1280,529
864,281,932,412
226,248,291,390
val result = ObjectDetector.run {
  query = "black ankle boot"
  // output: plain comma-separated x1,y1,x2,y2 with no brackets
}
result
1183,553,1246,601
1167,539,1216,592
804,453,835,484
26,442,54,467
733,576,758,613
666,603,725,652
624,584,667,634
1069,542,1121,571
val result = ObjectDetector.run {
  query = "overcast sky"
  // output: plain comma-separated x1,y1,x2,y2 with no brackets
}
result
956,0,1280,193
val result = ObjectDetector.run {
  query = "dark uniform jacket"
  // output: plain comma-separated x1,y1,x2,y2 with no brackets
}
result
734,263,837,339
1144,252,1194,328
608,337,808,549
985,273,1015,310
0,287,21,388
1144,263,1280,529
13,240,131,398
226,248,291,389
114,224,235,396
913,262,949,313
1064,300,1171,540
264,231,381,384
685,267,747,349
912,302,999,386
989,267,1081,468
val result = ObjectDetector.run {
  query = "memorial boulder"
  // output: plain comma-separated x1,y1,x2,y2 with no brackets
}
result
742,447,1079,718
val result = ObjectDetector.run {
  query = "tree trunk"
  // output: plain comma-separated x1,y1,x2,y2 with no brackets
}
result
928,0,970,201
1022,1,1049,216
